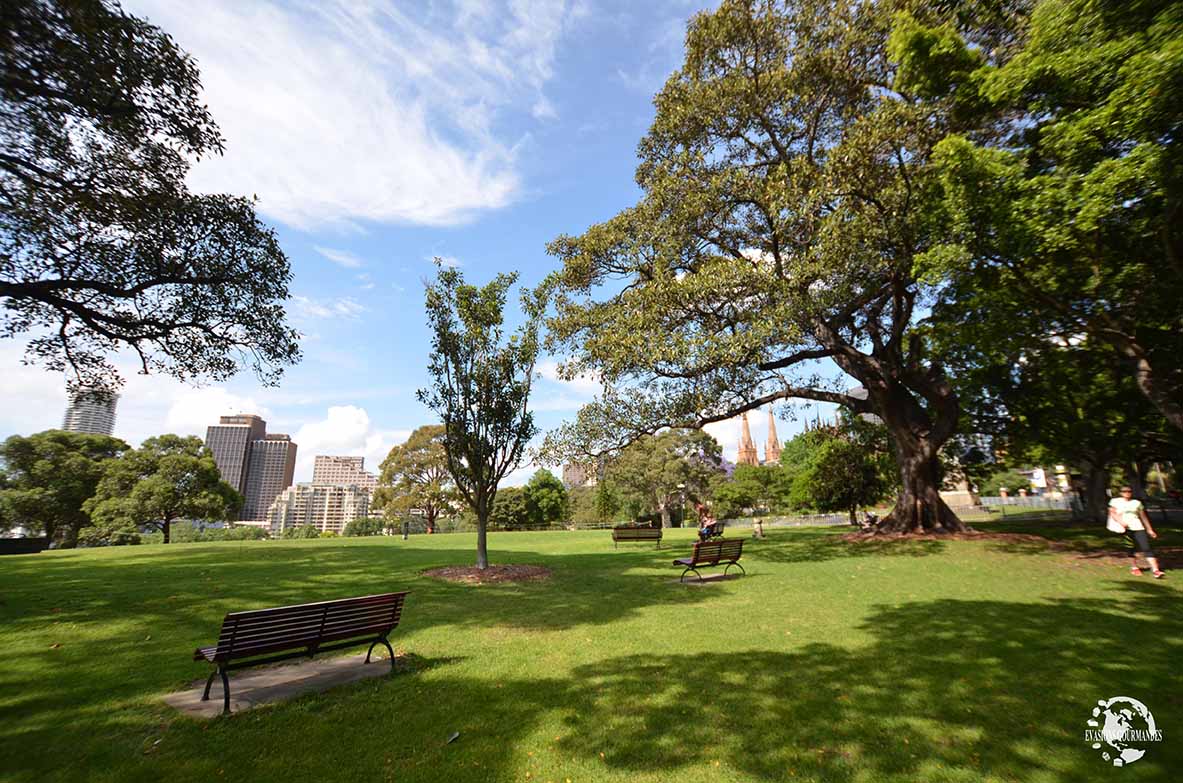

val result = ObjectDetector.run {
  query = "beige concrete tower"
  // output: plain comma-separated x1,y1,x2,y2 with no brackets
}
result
737,412,759,466
764,406,782,464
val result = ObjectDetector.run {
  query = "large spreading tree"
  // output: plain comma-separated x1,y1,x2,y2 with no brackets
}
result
0,430,127,545
83,434,240,544
1,0,299,392
418,264,544,569
898,0,1183,431
601,429,723,528
372,424,456,535
543,0,1024,532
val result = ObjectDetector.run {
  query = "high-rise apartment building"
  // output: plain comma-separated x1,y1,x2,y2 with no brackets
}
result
61,389,119,436
204,415,296,523
265,483,370,535
312,455,378,493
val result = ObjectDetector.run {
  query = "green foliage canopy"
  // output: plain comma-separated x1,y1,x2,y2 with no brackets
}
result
0,0,300,392
83,434,240,544
900,0,1183,431
0,430,127,546
373,425,456,534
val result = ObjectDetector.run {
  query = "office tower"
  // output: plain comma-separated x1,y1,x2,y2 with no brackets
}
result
265,483,370,535
203,415,296,523
242,434,297,522
312,455,378,493
61,388,119,436
204,414,267,494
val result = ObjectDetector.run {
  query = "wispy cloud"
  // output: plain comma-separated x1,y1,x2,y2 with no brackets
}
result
316,246,364,269
291,295,368,320
125,0,587,229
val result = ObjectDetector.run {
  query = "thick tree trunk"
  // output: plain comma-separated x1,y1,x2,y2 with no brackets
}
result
877,446,967,533
1081,464,1110,522
849,506,857,525
426,507,436,535
659,504,672,529
162,518,171,544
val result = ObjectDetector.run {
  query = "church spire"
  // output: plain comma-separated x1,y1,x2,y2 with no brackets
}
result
737,412,759,466
764,406,781,464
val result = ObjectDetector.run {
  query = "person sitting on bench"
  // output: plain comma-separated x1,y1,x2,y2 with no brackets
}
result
695,502,716,542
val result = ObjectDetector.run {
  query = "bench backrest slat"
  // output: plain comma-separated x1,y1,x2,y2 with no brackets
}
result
213,592,407,661
688,538,744,565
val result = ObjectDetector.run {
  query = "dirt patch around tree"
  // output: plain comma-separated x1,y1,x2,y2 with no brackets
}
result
422,564,552,584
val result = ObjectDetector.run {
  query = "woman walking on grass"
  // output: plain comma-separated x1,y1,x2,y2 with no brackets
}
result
1108,486,1164,578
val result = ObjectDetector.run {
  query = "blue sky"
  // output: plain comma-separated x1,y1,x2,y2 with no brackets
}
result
1,0,837,483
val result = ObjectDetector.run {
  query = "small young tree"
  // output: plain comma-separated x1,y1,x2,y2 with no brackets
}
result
418,264,543,569
372,424,456,534
84,435,241,543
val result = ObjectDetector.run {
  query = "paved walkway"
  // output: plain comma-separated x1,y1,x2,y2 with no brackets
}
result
163,653,394,718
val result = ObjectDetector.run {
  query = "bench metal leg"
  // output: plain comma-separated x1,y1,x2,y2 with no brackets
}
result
365,637,396,670
724,561,746,576
202,665,231,715
220,667,231,715
680,567,702,583
202,669,217,701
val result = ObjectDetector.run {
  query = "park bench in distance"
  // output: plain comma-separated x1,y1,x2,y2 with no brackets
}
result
612,525,663,548
193,591,409,715
674,539,745,583
698,521,725,541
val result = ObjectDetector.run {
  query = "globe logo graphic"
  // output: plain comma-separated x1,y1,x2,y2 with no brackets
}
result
1085,697,1162,766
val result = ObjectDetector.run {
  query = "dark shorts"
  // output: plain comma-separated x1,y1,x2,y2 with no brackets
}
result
1125,530,1155,557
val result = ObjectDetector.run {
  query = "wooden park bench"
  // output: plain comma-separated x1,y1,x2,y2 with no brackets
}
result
674,539,745,583
612,525,663,549
697,521,726,541
193,591,409,715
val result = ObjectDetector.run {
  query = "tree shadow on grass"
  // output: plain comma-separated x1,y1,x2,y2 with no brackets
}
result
746,529,947,564
94,581,1181,783
0,539,738,780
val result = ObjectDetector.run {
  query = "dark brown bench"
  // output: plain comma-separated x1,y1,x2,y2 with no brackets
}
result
194,591,409,714
674,539,745,582
697,521,725,541
612,526,663,548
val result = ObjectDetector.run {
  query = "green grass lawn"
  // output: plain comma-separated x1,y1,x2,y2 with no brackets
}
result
1,518,1179,783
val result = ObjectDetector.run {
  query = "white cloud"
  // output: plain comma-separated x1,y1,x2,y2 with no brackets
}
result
537,358,602,396
162,388,269,439
124,0,586,229
315,247,364,269
291,405,411,481
291,295,368,320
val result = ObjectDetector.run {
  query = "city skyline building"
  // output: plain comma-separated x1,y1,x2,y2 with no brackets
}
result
265,483,370,535
204,415,296,523
243,434,297,522
61,388,119,436
312,455,377,493
561,461,598,489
